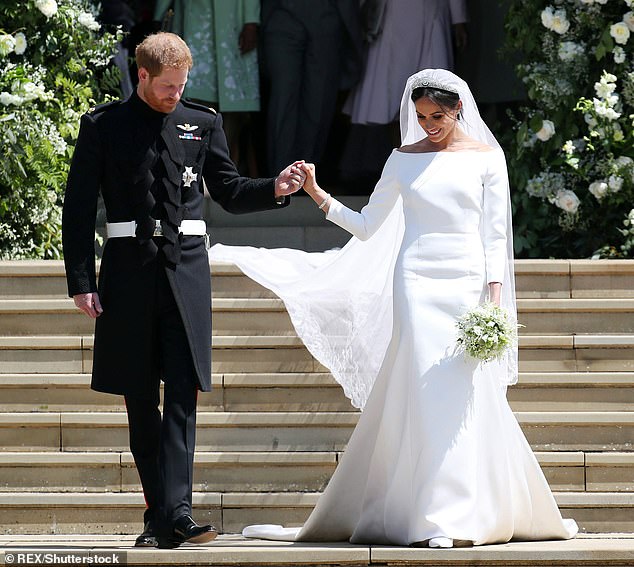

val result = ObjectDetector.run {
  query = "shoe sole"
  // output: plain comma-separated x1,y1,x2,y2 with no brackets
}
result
186,530,218,544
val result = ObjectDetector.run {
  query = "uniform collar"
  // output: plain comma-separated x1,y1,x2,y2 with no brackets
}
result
130,90,175,119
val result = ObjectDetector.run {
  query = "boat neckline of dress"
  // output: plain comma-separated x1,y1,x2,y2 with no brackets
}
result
394,148,500,155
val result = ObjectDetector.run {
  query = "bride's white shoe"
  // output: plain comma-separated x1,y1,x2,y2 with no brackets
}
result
429,537,454,548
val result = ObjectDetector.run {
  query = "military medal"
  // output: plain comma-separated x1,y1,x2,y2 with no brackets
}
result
182,166,198,187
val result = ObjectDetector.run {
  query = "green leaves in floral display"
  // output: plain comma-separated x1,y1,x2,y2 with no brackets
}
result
595,26,615,61
0,0,121,259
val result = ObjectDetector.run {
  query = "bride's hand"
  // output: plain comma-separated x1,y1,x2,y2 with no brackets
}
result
300,162,318,194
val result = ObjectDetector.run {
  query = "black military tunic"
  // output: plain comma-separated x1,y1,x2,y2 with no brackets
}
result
63,92,285,398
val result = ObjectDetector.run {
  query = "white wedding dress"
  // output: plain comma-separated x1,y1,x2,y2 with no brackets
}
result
211,147,578,546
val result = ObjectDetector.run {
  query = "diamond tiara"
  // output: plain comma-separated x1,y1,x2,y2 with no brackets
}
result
411,78,459,94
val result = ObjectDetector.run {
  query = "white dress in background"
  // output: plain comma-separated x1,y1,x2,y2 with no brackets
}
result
344,0,468,125
213,148,578,545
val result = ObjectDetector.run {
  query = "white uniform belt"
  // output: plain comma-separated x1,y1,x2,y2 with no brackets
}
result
106,219,207,238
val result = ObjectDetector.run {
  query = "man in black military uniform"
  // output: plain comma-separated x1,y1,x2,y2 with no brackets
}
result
62,32,305,549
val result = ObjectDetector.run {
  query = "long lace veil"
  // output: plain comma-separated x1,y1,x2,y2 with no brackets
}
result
209,69,518,410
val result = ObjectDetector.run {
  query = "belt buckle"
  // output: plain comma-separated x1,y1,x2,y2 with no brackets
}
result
153,220,163,237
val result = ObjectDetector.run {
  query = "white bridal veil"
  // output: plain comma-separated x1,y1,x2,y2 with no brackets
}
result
209,69,518,409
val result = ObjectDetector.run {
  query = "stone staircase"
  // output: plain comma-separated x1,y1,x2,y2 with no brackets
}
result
0,259,633,542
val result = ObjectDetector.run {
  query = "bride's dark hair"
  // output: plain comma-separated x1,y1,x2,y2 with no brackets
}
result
411,86,461,118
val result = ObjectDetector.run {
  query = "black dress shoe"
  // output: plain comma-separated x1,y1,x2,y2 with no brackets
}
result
134,521,158,547
157,514,218,549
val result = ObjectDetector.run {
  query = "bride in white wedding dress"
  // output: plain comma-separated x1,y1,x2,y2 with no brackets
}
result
210,69,578,547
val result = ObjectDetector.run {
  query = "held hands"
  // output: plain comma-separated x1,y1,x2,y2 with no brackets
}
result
299,162,332,213
275,160,307,198
73,292,103,318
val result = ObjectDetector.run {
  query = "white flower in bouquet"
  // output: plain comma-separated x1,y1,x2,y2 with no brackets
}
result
609,175,624,192
35,0,58,18
0,34,15,57
78,12,100,31
613,46,626,63
595,0,608,4
13,33,27,55
536,119,556,141
456,303,519,363
552,189,580,213
610,21,631,44
589,180,609,200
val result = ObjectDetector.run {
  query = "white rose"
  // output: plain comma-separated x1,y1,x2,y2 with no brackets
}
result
536,119,556,141
589,181,609,200
0,33,15,56
35,0,58,18
78,12,101,31
610,21,630,44
613,46,626,63
541,6,555,29
616,156,634,167
609,175,624,192
551,9,571,34
554,190,580,213
624,11,634,31
13,32,26,55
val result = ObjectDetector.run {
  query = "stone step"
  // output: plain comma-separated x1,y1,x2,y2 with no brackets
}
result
3,334,634,374
3,259,634,299
0,491,631,535
1,372,632,413
6,297,634,335
0,411,632,452
0,451,628,494
1,533,633,567
0,298,294,336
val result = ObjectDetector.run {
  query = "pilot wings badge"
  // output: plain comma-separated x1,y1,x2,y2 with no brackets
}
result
177,123,199,132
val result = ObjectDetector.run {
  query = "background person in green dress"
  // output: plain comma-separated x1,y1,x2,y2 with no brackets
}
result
155,0,261,174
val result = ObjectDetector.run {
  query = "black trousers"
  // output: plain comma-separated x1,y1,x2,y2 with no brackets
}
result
124,265,198,533
262,0,343,175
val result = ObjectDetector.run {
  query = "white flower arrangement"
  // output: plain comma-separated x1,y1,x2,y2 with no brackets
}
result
589,180,609,200
551,189,581,214
0,0,120,259
456,303,519,363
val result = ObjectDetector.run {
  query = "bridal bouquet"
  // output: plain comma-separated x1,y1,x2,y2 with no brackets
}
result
456,303,519,362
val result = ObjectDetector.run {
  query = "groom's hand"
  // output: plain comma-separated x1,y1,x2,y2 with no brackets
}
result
275,160,306,198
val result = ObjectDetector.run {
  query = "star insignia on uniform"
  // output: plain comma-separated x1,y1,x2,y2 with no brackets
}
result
182,166,198,188
177,123,199,132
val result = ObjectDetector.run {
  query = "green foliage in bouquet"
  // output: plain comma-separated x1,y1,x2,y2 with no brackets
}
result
0,0,121,259
456,303,519,363
504,0,634,258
